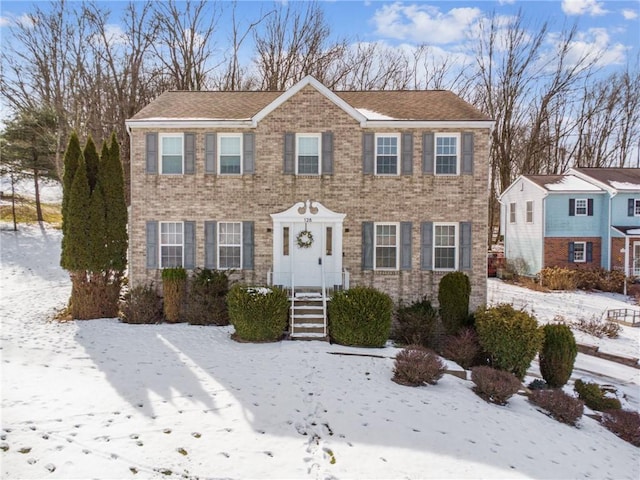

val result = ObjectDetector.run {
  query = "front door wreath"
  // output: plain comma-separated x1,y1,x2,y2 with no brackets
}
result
296,230,314,248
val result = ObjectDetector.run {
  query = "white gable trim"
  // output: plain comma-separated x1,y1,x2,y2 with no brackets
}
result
568,168,617,194
499,176,547,203
125,119,253,132
252,76,367,127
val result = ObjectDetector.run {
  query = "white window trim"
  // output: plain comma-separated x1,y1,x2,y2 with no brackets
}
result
217,221,243,270
373,222,400,271
374,133,400,176
509,202,516,224
634,199,640,216
295,133,321,175
159,221,184,268
217,133,243,175
433,222,459,272
575,198,588,216
526,200,534,224
573,241,586,263
159,133,184,175
434,132,460,176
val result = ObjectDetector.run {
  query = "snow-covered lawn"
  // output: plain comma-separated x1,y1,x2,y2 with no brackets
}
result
1,224,639,479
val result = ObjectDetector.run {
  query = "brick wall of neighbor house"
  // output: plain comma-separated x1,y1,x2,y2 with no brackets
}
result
129,85,491,309
611,237,625,271
544,237,601,269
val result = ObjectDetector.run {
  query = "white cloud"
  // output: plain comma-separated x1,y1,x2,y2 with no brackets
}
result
372,3,482,44
622,9,638,20
546,28,627,68
561,0,608,16
0,16,10,27
497,0,516,5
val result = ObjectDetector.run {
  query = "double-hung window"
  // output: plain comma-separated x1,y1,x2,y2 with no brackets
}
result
375,134,399,175
160,134,183,174
573,241,586,263
374,223,398,269
526,201,533,223
574,199,588,216
219,134,242,174
634,199,640,216
218,222,242,269
509,203,516,223
160,222,183,267
296,134,320,175
435,134,459,175
434,223,457,270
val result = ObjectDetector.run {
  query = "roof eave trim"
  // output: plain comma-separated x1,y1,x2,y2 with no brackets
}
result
363,120,494,128
568,168,616,194
251,75,367,126
125,119,254,129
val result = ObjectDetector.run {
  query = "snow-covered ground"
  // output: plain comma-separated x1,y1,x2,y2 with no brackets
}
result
1,224,639,479
0,177,63,204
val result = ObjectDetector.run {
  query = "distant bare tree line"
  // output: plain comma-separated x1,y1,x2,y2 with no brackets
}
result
2,0,638,239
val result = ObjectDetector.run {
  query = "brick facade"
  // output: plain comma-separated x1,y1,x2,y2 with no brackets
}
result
544,237,601,270
128,84,491,309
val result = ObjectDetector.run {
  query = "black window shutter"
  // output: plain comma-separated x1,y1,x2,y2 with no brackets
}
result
184,221,195,268
462,132,474,175
459,221,472,270
283,133,295,174
204,221,217,269
586,242,593,263
587,198,593,216
362,133,374,174
629,198,635,217
568,242,575,262
184,133,195,174
400,222,412,270
242,221,254,270
401,133,413,175
422,133,434,174
146,133,158,174
420,221,433,270
362,222,374,270
205,133,216,174
322,131,333,174
569,198,575,216
243,133,255,174
146,221,158,268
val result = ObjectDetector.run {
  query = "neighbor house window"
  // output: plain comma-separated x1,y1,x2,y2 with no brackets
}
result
374,223,398,269
433,223,457,270
572,241,586,263
635,199,640,216
435,134,459,175
218,222,242,269
218,134,242,174
160,134,183,174
526,201,534,223
575,199,587,216
160,222,183,268
509,202,516,223
296,134,320,174
375,134,399,175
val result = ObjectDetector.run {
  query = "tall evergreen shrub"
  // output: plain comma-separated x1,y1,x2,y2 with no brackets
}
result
438,271,471,334
61,131,81,237
83,135,99,193
539,324,577,388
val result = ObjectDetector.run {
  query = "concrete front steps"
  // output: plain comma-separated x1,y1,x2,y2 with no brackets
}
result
289,290,327,340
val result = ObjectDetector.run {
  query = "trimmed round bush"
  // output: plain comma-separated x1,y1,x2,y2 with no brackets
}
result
328,286,392,347
529,389,584,426
441,328,480,370
227,285,289,342
539,324,577,388
392,297,438,347
184,268,230,326
392,345,446,386
120,283,162,324
438,271,471,335
475,303,543,380
471,365,521,405
574,379,622,411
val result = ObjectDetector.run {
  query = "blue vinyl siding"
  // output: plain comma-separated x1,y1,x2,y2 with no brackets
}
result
544,194,607,238
612,193,640,226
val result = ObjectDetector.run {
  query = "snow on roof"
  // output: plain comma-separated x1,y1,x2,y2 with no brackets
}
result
610,181,640,191
628,228,640,235
354,108,397,120
543,175,602,192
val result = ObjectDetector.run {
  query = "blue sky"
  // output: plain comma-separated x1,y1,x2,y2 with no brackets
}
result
1,0,638,72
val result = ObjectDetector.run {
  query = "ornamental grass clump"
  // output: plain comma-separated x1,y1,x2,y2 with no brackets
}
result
539,324,577,388
471,366,521,406
227,284,289,342
475,303,543,380
328,286,392,347
529,389,584,426
391,297,438,347
392,345,446,387
162,267,187,323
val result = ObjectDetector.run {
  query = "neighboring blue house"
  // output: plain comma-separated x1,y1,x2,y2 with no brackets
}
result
499,168,640,277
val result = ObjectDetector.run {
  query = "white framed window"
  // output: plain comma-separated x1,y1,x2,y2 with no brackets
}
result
526,201,533,223
160,221,183,268
218,134,242,174
160,134,183,174
433,223,458,270
634,199,640,216
296,134,321,175
435,133,459,175
218,222,242,269
375,134,399,175
573,241,586,263
374,223,399,270
509,202,516,223
575,198,587,216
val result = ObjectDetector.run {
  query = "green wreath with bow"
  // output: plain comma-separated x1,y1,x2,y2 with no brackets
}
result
296,229,314,248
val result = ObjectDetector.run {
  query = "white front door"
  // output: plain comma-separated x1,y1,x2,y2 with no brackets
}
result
633,241,640,277
292,222,323,287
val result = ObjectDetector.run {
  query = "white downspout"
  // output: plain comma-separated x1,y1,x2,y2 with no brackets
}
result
607,191,616,270
624,235,630,297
